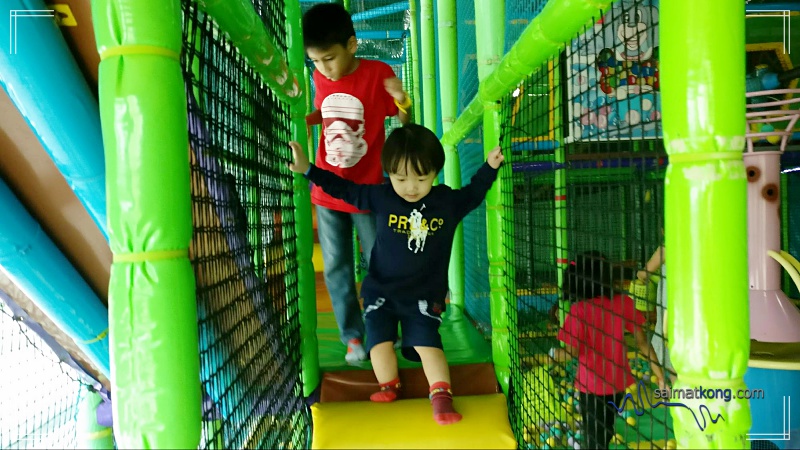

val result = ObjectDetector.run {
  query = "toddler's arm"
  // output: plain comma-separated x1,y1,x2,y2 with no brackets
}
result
288,141,380,211
451,147,504,218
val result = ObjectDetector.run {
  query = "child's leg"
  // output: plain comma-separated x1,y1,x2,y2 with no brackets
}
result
415,346,462,425
369,342,401,402
364,298,402,402
578,392,618,450
600,393,624,448
316,206,365,362
398,299,460,424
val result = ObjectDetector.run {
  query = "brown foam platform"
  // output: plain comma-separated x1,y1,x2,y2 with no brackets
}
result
320,362,499,402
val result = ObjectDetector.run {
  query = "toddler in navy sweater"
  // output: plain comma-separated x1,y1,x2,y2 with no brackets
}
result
288,123,503,424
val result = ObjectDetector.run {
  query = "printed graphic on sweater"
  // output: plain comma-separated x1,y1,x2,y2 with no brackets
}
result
321,93,367,168
407,207,428,253
386,204,445,254
385,204,446,254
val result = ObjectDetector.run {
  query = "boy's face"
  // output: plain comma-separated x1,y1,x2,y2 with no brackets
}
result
306,37,358,81
388,161,436,203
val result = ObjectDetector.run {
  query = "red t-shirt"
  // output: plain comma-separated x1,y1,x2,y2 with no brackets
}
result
312,59,399,213
557,294,646,395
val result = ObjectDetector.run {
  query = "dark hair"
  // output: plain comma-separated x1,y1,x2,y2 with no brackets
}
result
302,3,355,49
563,251,613,301
381,124,445,176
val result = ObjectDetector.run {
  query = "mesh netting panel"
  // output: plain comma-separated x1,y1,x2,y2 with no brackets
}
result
502,1,672,448
505,0,547,53
501,56,566,449
461,132,490,334
182,3,309,449
0,300,86,449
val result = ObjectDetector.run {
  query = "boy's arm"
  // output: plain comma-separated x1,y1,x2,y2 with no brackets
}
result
394,94,411,124
396,100,410,124
384,77,411,124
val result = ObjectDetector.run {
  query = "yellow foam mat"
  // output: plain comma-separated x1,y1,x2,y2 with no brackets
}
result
311,394,516,449
628,439,676,449
313,243,323,272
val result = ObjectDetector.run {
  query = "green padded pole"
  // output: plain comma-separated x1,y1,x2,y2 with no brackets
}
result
662,0,751,447
553,59,568,327
420,0,437,131
408,0,422,123
305,65,315,162
437,0,464,309
77,388,114,449
441,0,615,147
287,0,320,397
474,0,509,394
93,0,201,447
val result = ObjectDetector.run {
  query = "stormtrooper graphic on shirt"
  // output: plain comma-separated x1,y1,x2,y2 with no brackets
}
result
321,93,367,168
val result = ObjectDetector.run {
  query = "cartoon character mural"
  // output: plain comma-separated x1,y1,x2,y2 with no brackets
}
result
567,0,660,141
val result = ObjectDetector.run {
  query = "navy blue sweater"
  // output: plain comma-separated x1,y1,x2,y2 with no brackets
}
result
306,162,499,304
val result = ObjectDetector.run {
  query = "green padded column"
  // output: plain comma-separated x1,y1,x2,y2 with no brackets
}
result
420,0,437,131
286,0,320,396
437,0,464,309
474,0,509,394
93,0,201,447
661,0,751,447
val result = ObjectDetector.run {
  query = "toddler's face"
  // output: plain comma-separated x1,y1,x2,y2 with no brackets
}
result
388,161,436,203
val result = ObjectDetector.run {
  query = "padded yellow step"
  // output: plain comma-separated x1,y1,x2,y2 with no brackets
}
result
310,393,516,449
313,242,323,273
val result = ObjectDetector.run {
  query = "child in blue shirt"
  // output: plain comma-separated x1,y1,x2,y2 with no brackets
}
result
288,123,503,425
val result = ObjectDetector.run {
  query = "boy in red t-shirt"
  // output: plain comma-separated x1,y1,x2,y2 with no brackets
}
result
302,3,411,364
550,252,665,450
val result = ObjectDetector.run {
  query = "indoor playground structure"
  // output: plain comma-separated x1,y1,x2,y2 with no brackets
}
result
2,0,800,449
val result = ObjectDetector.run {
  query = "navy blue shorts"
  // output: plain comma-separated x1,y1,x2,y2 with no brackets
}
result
363,296,445,362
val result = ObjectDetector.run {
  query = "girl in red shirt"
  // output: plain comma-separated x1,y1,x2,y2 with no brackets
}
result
551,251,665,449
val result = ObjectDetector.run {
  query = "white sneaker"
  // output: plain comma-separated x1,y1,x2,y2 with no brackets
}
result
345,339,367,364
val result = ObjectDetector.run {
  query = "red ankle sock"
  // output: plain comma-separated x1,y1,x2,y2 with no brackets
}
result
370,378,401,402
429,382,462,425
